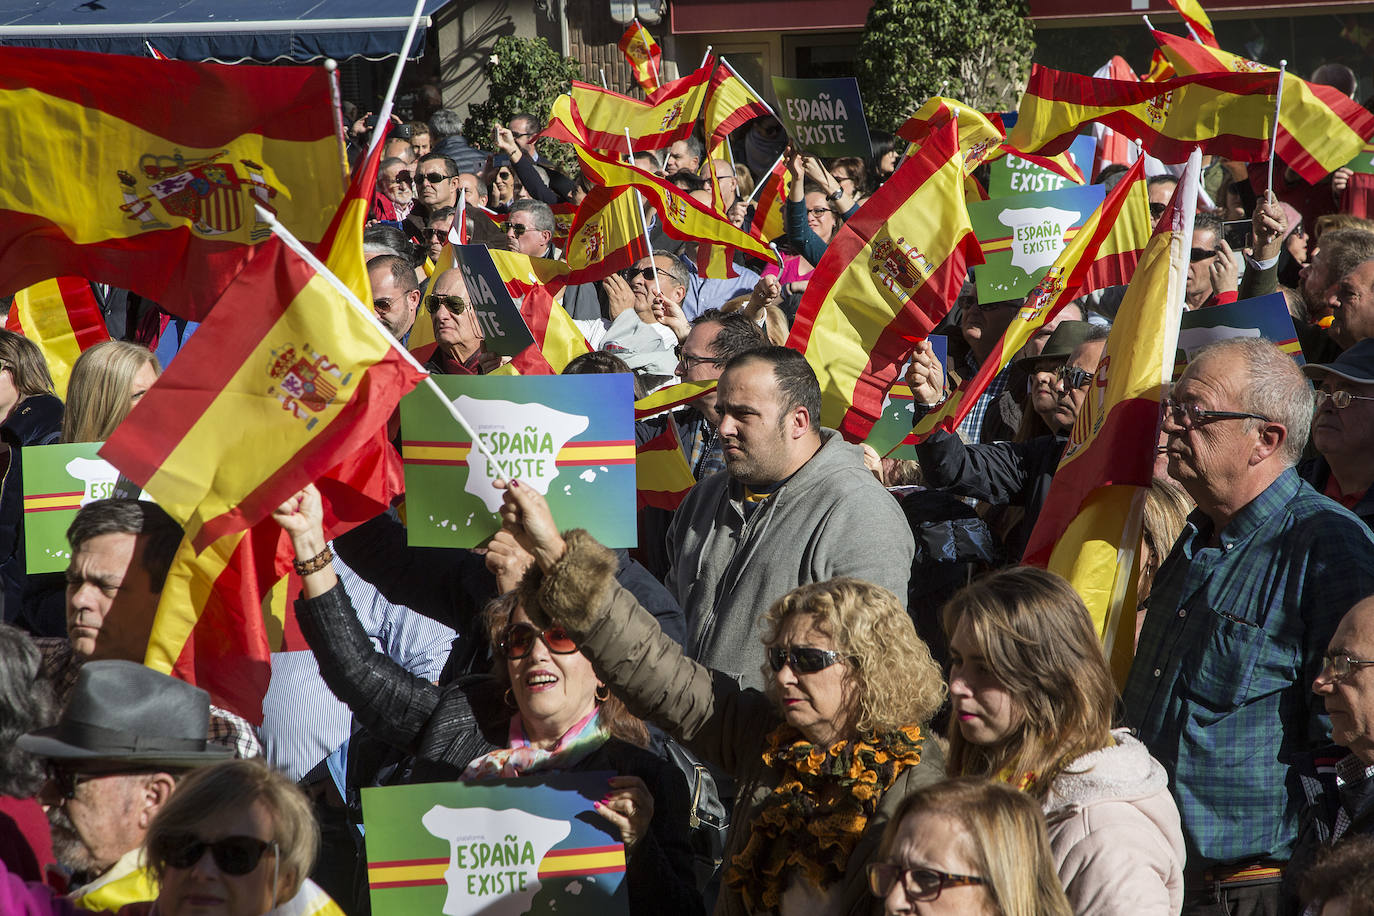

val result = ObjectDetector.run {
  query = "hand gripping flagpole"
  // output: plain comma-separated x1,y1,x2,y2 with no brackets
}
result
254,205,518,484
367,0,428,154
1267,61,1287,195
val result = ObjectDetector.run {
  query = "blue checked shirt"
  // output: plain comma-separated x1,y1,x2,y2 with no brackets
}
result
955,353,1011,444
1124,469,1374,868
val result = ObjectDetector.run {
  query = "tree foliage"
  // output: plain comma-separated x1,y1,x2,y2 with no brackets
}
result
463,35,583,176
857,0,1035,133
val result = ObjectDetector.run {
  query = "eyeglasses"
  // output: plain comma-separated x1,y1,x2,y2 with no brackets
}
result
1316,389,1374,409
502,223,529,236
423,227,450,239
374,294,412,313
806,207,834,218
425,294,469,315
866,863,986,903
386,171,412,185
1189,247,1219,263
512,131,537,140
766,646,844,674
159,835,277,876
495,170,515,181
1322,653,1374,681
674,345,723,368
415,171,452,185
1056,365,1094,390
1161,397,1271,430
499,622,578,659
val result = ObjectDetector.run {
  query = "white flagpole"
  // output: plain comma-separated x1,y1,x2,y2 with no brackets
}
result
626,127,664,298
367,0,427,154
745,153,785,204
1268,61,1287,194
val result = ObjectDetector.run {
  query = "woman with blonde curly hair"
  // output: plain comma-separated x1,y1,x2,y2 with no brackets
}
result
490,479,947,916
60,341,159,443
944,566,1185,915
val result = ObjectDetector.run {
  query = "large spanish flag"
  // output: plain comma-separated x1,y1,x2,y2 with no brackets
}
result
908,158,1150,443
5,278,111,398
786,120,983,441
1023,150,1198,675
704,59,773,150
564,186,650,286
577,146,777,264
544,68,711,154
897,98,1006,175
0,46,342,320
618,19,663,94
1153,29,1374,183
1007,64,1278,164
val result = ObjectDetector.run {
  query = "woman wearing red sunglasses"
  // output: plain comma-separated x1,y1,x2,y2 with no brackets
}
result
272,485,701,916
491,478,947,916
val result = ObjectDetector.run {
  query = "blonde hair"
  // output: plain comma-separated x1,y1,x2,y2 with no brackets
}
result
61,340,159,442
1141,477,1192,577
145,758,317,904
878,777,1073,916
943,567,1117,798
482,593,649,748
761,577,945,735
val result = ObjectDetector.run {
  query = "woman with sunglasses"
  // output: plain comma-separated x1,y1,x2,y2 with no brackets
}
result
869,777,1072,916
271,486,702,916
944,567,1185,915
493,479,946,916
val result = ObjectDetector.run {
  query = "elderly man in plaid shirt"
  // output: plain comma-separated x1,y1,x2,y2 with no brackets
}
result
1125,338,1374,916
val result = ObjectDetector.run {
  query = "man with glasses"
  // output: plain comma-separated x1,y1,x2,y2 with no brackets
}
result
1125,337,1374,916
413,153,461,223
908,322,1109,561
1284,593,1374,908
18,660,231,906
422,206,455,264
1300,338,1374,530
596,255,683,377
420,269,490,375
370,156,415,224
366,254,421,345
1184,211,1238,310
503,199,556,258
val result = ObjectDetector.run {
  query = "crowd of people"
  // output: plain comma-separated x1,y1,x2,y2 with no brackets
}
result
4,45,1374,916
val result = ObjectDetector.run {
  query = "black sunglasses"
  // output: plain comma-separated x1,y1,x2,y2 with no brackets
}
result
1189,247,1218,263
389,171,412,184
1056,365,1094,390
499,622,578,659
415,171,453,185
766,646,844,674
161,835,277,876
425,293,469,315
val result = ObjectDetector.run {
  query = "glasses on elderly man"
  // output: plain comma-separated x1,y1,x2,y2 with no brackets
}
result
425,294,468,316
1161,397,1271,430
866,863,986,903
1321,653,1374,681
1316,389,1374,409
159,835,278,876
501,223,529,237
1056,366,1095,390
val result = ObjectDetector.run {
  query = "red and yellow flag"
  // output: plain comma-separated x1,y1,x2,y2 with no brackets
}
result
898,98,1006,175
497,284,591,376
636,421,695,510
703,59,772,150
1168,0,1219,47
749,156,791,242
618,19,662,94
906,158,1150,444
564,186,650,286
0,46,343,320
1023,151,1199,676
1007,63,1278,164
1154,29,1374,183
5,278,110,398
577,146,777,264
544,68,711,154
786,120,984,441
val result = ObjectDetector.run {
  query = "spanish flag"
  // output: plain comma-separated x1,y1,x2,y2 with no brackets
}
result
749,156,791,242
564,186,650,285
4,278,111,398
618,19,663,94
1023,150,1199,674
577,146,777,264
897,98,1006,175
636,421,695,511
496,284,591,376
785,120,983,441
634,379,718,419
0,46,343,320
1153,28,1374,183
907,158,1150,443
1008,64,1278,164
544,69,711,154
1168,0,1219,47
703,59,773,150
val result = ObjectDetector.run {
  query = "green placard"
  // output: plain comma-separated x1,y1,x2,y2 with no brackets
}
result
988,134,1097,198
22,442,116,573
770,76,873,159
1342,141,1374,175
399,374,637,548
967,183,1104,302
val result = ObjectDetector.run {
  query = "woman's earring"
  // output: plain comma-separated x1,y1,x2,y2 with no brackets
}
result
504,688,517,709
595,684,610,703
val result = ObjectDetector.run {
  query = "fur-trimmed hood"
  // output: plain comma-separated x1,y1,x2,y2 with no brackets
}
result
1044,729,1169,809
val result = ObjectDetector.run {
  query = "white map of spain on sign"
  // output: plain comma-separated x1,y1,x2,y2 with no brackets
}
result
455,395,590,513
421,806,571,916
997,206,1081,275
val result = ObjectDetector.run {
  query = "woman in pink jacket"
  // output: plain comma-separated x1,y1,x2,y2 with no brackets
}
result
943,566,1186,915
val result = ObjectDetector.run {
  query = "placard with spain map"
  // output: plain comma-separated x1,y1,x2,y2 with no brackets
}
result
967,184,1104,303
399,374,636,548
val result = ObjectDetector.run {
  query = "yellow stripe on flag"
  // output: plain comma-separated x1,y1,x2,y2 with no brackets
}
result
144,530,245,675
402,443,635,463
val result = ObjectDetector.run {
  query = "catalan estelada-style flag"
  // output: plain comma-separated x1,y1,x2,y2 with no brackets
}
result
703,58,773,150
1023,150,1199,679
785,120,984,441
0,46,343,320
636,420,695,510
544,67,711,154
618,19,662,94
564,186,650,286
1168,0,1219,46
1007,64,1278,164
577,146,777,264
5,278,110,398
1153,28,1374,183
902,158,1150,445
